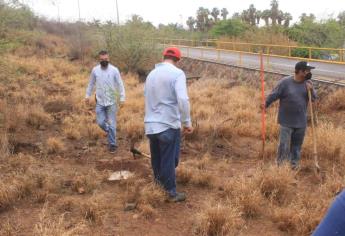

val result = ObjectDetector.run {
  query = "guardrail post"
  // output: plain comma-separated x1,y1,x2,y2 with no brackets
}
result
340,49,344,62
239,52,242,66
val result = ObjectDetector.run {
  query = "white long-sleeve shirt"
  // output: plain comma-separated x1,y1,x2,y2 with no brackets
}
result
144,62,192,135
85,64,125,106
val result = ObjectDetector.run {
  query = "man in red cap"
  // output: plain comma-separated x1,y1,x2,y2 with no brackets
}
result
144,47,193,202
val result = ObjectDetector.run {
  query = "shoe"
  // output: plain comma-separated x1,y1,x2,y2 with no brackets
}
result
109,145,117,153
168,192,186,203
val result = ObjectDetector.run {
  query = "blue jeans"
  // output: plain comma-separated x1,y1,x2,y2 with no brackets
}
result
147,128,181,197
95,103,117,147
278,125,306,168
312,190,345,236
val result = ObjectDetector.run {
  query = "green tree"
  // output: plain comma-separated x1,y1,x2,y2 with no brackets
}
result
210,19,247,37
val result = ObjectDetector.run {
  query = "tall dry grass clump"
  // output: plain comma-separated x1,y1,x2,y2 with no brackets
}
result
321,89,345,111
46,137,65,154
256,164,296,204
221,175,263,219
195,202,244,236
34,204,86,236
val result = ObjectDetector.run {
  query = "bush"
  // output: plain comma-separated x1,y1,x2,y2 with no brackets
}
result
103,21,160,73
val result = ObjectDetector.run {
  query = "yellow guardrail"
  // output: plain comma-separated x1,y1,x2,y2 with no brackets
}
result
155,38,345,65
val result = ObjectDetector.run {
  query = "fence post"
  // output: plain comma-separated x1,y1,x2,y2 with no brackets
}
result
288,46,291,57
266,47,270,67
309,48,312,60
217,50,220,62
201,48,204,59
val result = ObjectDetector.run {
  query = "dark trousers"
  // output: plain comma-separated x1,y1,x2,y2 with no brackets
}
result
278,125,306,168
147,128,181,197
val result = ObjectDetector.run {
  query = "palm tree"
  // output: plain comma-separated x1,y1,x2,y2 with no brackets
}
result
277,10,284,25
186,16,196,31
338,11,345,26
241,10,250,24
196,7,211,32
256,10,262,26
261,9,271,26
211,7,220,22
270,0,279,26
248,4,257,26
221,8,229,20
283,12,292,27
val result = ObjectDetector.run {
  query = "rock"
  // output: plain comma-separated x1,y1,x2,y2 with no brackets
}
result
38,125,46,131
124,203,137,211
77,187,85,194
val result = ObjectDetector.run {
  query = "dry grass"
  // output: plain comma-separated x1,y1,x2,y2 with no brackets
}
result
322,89,345,111
1,29,345,236
221,175,263,219
26,106,53,129
257,165,296,204
46,137,65,154
195,202,244,236
34,204,86,236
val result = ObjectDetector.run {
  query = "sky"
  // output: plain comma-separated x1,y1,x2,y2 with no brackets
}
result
24,0,344,27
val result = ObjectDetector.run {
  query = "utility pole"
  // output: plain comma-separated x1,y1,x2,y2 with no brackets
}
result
115,0,120,24
77,0,84,64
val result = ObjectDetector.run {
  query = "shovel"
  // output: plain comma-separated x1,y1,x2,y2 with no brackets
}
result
308,89,320,173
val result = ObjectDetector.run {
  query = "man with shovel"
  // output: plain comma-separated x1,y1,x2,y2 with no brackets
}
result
265,61,317,169
144,47,193,202
85,50,125,153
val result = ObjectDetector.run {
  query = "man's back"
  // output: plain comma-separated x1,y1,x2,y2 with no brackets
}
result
144,62,189,135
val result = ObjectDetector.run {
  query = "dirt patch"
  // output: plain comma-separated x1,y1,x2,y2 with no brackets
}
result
44,100,73,113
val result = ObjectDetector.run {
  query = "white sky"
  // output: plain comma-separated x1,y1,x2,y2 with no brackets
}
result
24,0,344,26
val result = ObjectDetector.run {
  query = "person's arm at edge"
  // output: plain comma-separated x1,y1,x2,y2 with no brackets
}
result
115,68,126,103
174,73,192,128
265,80,284,108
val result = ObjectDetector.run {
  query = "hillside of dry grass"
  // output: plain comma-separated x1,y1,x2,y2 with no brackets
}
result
0,31,345,236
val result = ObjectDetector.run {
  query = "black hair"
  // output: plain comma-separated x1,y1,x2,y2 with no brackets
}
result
295,68,307,74
163,55,179,62
98,50,108,56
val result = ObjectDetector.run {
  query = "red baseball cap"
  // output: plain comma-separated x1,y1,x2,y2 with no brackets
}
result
163,47,182,61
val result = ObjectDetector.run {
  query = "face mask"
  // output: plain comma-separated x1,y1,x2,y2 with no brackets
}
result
305,72,312,80
100,60,109,67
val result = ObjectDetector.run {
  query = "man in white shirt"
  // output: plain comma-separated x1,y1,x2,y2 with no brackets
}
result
144,47,193,202
85,50,125,153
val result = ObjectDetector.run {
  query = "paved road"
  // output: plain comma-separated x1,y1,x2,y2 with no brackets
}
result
181,47,345,83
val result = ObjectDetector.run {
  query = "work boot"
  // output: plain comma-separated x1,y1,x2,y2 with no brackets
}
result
109,145,117,154
168,192,186,203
